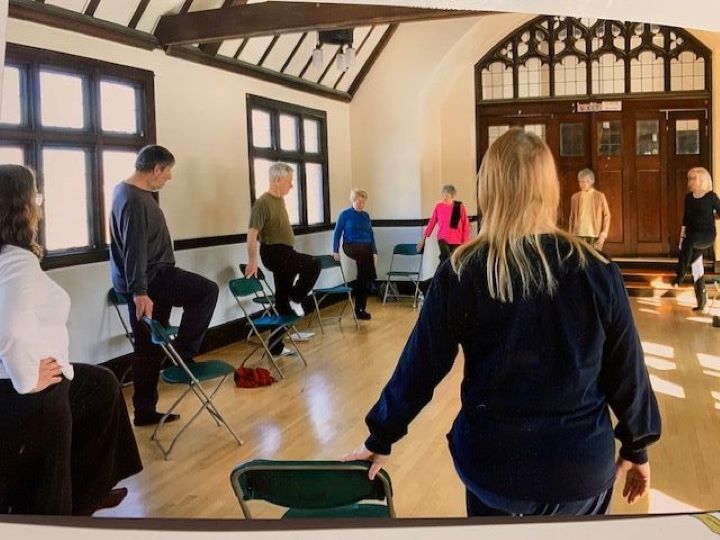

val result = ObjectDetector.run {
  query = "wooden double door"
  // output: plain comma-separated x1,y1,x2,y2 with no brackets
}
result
477,99,710,257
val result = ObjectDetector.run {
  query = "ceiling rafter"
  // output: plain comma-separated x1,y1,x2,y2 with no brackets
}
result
199,0,240,56
166,44,352,102
154,1,484,46
9,0,158,50
128,0,152,30
281,32,308,74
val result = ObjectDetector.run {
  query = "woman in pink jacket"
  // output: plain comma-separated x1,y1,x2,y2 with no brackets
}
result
417,184,472,263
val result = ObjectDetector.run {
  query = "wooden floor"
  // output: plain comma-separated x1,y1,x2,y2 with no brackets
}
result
100,290,720,518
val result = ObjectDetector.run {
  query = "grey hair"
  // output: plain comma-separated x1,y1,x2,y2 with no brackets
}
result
577,168,595,184
441,184,457,197
269,162,293,182
350,188,368,202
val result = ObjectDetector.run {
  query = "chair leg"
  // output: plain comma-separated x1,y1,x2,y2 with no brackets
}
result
348,293,359,329
383,279,390,304
285,332,308,368
413,279,421,309
151,386,192,460
312,293,325,335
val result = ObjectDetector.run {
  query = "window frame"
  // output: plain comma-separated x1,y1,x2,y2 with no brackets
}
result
0,44,156,269
246,94,330,232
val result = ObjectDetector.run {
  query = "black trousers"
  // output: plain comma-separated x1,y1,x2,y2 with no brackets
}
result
676,229,715,283
342,243,377,312
0,364,142,515
260,244,321,351
438,240,460,263
125,266,219,415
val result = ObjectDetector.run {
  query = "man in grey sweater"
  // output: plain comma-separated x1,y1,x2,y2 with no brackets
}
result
110,145,219,426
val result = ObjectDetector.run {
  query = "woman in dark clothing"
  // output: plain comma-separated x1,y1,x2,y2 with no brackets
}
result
673,167,720,310
343,129,661,517
333,189,378,320
0,165,142,515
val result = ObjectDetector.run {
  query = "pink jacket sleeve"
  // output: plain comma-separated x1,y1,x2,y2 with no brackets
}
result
423,204,439,238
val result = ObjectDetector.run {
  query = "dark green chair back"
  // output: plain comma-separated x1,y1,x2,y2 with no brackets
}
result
229,277,265,298
239,264,267,281
108,288,131,305
230,460,394,518
316,254,341,270
393,243,418,256
143,316,174,345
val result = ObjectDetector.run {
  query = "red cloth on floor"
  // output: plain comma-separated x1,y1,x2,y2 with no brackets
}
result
234,367,277,388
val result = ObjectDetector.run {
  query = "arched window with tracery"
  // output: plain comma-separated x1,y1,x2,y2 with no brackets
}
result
476,16,710,101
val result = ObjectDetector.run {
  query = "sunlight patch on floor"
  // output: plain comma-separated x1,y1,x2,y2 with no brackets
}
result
649,374,685,398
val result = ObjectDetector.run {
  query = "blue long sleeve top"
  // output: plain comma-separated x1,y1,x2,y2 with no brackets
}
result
364,235,661,502
333,208,377,254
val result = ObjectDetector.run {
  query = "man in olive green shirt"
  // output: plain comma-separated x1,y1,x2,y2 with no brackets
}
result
245,163,320,354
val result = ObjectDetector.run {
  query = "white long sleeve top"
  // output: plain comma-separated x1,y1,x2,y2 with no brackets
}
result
0,244,73,394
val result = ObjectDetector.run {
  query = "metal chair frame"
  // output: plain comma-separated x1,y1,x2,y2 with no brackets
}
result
142,317,242,460
382,244,423,308
310,255,359,334
229,278,307,379
230,460,395,519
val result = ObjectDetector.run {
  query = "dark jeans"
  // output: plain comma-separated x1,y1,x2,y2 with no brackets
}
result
676,229,715,283
260,244,321,352
466,488,613,517
125,266,219,416
0,364,142,515
342,242,377,312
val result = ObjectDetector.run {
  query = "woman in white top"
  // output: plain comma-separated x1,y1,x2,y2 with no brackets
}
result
0,165,142,515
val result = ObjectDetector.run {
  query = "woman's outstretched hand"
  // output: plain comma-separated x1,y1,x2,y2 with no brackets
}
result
341,444,389,480
616,457,651,504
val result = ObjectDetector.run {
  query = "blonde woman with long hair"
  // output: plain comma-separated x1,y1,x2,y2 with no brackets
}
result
344,129,660,517
672,167,720,311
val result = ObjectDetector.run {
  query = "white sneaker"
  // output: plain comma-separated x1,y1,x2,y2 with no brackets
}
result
276,347,297,357
289,301,306,317
290,331,315,342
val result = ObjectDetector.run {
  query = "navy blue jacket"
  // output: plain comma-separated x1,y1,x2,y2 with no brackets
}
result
365,236,661,502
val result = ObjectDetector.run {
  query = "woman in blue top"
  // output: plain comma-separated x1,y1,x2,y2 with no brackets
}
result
333,189,377,320
343,129,660,516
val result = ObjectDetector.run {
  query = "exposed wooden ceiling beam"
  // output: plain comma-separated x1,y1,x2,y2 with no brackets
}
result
9,0,158,50
199,0,238,56
348,24,397,97
166,44,351,102
128,0,152,30
154,1,485,46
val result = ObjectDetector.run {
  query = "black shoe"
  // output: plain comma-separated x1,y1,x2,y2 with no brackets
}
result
692,280,707,311
355,310,372,320
134,411,181,427
75,487,128,515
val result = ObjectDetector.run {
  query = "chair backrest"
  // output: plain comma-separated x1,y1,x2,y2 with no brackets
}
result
239,263,267,281
229,277,265,298
108,288,131,306
393,243,419,256
229,460,393,518
314,255,349,288
142,316,173,346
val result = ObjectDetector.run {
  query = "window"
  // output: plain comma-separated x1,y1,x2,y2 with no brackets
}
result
476,17,710,101
0,44,155,268
247,95,330,228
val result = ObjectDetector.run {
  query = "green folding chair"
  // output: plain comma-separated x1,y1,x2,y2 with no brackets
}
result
382,243,423,308
310,255,359,334
142,317,243,460
229,277,307,379
229,460,395,519
107,288,179,386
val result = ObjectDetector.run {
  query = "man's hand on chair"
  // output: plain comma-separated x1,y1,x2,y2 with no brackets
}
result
244,260,258,278
133,294,153,321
